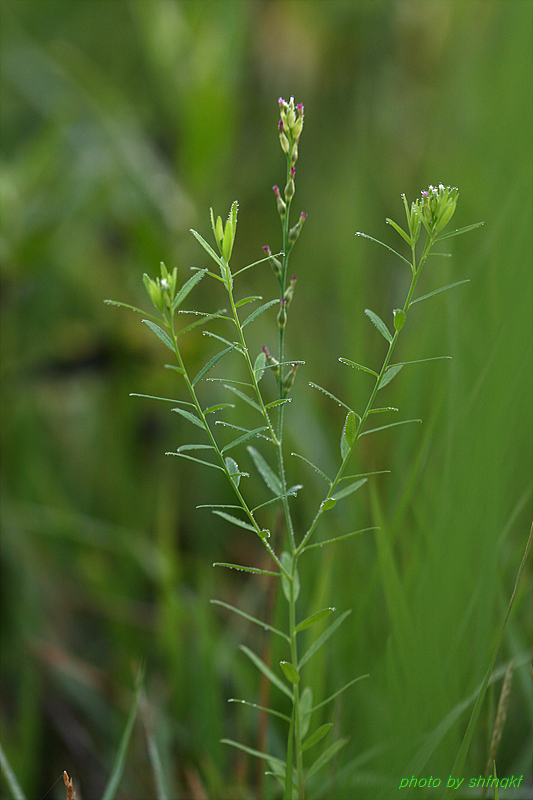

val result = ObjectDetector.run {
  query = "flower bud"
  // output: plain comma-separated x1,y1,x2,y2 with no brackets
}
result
143,273,164,313
284,275,297,307
288,212,307,244
273,185,286,218
279,120,290,154
262,245,282,277
290,141,299,165
284,168,296,203
277,297,287,329
262,345,280,378
282,363,298,394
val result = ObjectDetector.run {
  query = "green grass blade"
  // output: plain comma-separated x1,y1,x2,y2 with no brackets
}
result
140,691,169,800
299,610,352,669
101,669,144,800
104,299,160,324
364,309,393,343
210,599,290,641
240,645,293,699
0,741,28,800
142,319,175,351
129,393,193,406
443,523,533,799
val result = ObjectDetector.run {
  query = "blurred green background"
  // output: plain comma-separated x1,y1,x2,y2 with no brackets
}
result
1,1,531,798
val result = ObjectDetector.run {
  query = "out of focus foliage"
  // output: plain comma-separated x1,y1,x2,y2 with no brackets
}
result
1,2,531,798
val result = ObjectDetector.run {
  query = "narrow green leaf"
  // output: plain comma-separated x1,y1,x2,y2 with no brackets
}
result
364,309,393,343
321,498,336,511
332,478,367,501
142,319,175,351
295,607,336,634
303,527,379,552
301,723,334,753
254,350,267,381
299,687,313,741
225,456,242,487
176,444,214,452
172,269,207,310
265,398,292,409
235,295,262,307
210,599,290,641
409,279,471,306
242,298,278,327
104,298,161,324
338,358,379,378
354,231,412,268
223,384,261,412
311,674,369,714
247,446,283,495
299,610,352,669
213,562,281,576
368,406,399,414
222,426,270,453
306,738,349,781
221,739,285,769
101,669,144,800
290,452,331,484
435,221,484,241
280,661,300,684
189,228,225,268
129,392,192,406
378,364,403,390
192,345,235,386
232,250,283,277
227,698,291,722
281,551,300,603
166,452,223,470
203,331,242,350
252,486,302,512
177,308,228,336
342,411,356,458
360,418,421,437
240,645,293,699
212,510,256,531
389,356,451,367
309,382,356,414
204,403,235,415
171,407,206,429
386,217,412,246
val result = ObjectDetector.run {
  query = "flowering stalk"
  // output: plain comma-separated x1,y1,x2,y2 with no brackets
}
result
106,95,481,799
